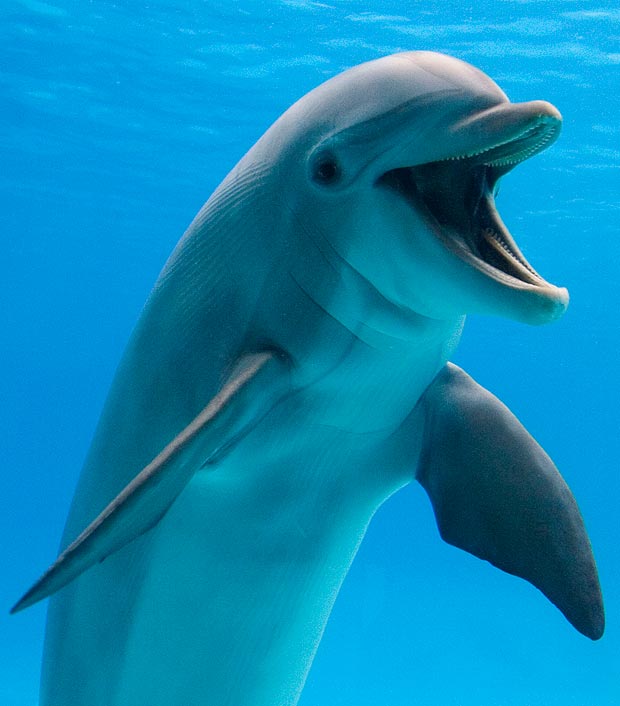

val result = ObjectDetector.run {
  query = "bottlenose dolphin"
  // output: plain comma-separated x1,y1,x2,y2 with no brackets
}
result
14,51,603,706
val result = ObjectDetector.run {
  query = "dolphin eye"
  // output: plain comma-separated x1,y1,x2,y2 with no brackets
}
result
311,154,341,185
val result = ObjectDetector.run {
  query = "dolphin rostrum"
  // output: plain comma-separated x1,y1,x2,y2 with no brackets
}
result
14,51,603,706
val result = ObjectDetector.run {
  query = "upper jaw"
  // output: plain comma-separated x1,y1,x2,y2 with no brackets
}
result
447,100,562,170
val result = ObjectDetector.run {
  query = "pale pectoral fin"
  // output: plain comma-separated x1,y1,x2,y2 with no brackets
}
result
416,363,604,640
11,350,290,614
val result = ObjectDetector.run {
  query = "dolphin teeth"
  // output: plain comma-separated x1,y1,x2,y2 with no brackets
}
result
484,129,555,167
481,227,542,284
446,118,558,168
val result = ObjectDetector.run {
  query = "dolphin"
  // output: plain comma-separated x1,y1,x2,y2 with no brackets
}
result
14,51,603,706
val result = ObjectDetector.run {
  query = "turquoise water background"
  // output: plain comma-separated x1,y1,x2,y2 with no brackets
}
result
2,1,619,704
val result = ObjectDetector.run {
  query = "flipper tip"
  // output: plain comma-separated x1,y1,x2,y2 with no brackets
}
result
10,589,37,615
10,565,60,614
576,600,605,641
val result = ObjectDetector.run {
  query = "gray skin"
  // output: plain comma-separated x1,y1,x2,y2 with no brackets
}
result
14,52,603,706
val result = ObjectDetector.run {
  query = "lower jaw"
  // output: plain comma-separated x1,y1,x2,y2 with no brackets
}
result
435,217,550,291
432,225,569,324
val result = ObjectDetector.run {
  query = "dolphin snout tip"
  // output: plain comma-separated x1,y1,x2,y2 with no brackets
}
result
519,285,569,326
539,285,570,325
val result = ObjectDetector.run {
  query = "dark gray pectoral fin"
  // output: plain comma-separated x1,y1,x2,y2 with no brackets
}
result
416,363,604,640
11,350,290,614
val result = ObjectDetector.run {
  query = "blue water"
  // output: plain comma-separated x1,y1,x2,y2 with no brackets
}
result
2,1,619,704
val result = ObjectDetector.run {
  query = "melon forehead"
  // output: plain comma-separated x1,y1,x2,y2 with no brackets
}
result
283,52,509,133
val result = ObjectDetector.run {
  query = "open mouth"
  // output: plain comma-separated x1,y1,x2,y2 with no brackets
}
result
378,115,560,290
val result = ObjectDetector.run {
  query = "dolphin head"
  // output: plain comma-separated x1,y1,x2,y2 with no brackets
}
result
265,51,568,326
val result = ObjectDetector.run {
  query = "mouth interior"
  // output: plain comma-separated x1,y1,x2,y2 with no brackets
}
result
378,119,558,288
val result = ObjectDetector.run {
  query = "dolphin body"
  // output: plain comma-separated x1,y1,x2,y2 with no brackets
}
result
14,52,603,706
